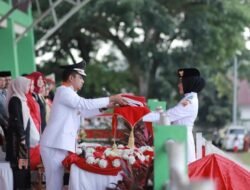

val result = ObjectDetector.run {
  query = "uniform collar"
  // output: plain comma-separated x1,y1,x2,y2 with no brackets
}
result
61,83,76,92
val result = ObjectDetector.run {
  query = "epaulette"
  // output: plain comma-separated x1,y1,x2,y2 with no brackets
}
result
181,99,191,107
186,95,193,100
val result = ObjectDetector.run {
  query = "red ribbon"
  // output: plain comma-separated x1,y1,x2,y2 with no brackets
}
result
62,153,122,176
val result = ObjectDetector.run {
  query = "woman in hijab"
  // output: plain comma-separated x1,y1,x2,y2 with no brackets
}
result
26,75,41,135
29,72,47,132
25,75,41,170
5,76,32,190
166,68,205,163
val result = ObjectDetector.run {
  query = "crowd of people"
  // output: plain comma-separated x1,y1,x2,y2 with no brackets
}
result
0,63,206,190
0,61,127,190
0,70,56,189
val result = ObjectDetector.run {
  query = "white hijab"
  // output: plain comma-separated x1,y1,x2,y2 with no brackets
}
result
6,76,31,130
7,76,40,147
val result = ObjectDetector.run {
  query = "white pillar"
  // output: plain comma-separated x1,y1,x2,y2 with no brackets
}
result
196,133,203,159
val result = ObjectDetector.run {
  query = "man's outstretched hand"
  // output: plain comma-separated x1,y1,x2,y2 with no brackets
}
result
109,94,128,107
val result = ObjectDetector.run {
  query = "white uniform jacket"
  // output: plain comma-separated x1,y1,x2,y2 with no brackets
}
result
166,92,198,163
40,85,109,152
166,92,198,127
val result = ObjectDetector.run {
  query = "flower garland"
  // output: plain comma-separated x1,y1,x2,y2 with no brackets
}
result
76,144,154,169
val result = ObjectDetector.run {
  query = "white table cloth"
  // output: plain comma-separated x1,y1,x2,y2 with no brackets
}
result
0,162,13,190
68,164,122,190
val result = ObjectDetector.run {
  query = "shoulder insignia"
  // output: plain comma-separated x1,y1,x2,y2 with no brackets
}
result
187,95,193,100
181,99,191,107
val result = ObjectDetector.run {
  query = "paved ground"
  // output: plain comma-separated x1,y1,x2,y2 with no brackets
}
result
227,151,250,167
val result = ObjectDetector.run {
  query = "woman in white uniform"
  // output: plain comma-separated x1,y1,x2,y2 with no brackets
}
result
166,68,205,163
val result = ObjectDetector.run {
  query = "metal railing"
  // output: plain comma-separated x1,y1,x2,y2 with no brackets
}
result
164,140,215,190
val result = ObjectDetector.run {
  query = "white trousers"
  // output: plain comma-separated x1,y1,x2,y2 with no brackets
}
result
187,127,196,164
40,146,68,190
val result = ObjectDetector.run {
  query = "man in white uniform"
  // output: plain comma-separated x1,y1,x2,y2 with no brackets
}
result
40,61,127,190
166,68,205,163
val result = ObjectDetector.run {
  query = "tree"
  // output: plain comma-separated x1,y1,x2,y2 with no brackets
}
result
35,0,250,127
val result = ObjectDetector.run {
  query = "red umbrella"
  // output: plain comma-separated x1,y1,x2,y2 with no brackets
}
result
188,154,250,190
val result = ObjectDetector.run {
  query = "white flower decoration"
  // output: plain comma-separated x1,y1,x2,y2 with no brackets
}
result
85,152,93,158
139,147,146,152
146,146,153,151
86,147,95,153
112,159,121,168
95,158,100,164
110,150,118,157
139,146,153,153
118,144,124,148
128,156,136,165
138,155,146,162
76,147,82,155
117,149,123,156
98,159,108,168
123,149,134,157
122,153,129,160
86,156,95,164
104,149,112,156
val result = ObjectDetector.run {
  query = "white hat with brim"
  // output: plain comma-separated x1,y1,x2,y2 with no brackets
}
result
73,68,87,76
60,60,87,76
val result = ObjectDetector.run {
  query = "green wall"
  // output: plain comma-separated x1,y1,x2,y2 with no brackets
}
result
17,28,36,75
154,126,187,190
0,19,19,76
0,0,35,77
